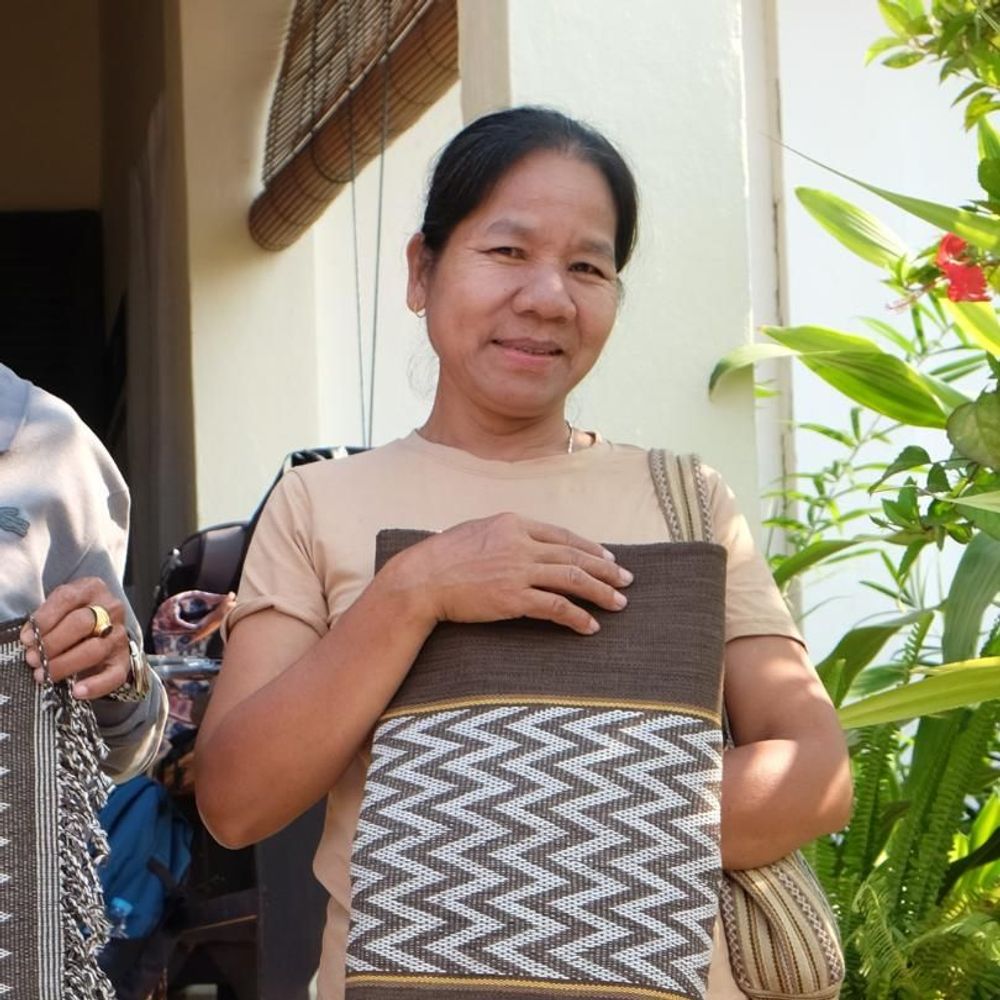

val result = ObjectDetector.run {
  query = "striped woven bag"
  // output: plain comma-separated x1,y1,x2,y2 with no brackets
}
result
347,471,730,999
651,451,845,1000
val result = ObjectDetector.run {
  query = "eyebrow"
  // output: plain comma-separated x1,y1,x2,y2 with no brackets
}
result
483,219,615,263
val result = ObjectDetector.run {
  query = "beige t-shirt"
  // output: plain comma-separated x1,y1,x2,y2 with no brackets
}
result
229,432,802,1000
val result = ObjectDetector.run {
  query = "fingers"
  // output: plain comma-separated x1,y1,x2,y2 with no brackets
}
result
530,563,629,616
20,577,130,698
21,577,124,640
519,591,602,636
520,518,617,563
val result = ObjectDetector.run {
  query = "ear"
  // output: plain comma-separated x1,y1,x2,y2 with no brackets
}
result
405,233,432,315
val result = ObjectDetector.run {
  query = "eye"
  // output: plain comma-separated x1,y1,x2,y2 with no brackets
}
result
490,246,525,259
570,261,609,279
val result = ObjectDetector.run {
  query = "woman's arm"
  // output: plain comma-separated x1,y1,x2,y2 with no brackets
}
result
720,634,853,870
196,513,632,848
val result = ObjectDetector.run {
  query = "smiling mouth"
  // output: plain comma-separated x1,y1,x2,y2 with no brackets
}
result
493,339,563,356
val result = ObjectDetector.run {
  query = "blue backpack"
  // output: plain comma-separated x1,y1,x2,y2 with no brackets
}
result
98,775,193,939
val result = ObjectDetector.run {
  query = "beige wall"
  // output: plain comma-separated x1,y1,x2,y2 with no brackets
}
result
177,0,322,525
0,1,102,210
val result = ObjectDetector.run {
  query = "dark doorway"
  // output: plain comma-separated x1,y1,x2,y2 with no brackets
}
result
0,212,118,446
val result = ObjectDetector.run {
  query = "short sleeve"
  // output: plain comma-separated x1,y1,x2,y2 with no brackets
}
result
226,470,329,638
703,465,805,648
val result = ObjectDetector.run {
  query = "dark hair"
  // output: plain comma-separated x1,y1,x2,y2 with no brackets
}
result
420,106,639,271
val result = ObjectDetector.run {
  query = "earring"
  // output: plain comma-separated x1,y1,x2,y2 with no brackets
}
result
413,307,426,319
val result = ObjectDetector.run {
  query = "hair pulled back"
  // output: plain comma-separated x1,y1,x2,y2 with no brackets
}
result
420,106,638,271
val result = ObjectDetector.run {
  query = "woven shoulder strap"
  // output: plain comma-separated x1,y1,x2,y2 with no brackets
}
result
647,449,713,544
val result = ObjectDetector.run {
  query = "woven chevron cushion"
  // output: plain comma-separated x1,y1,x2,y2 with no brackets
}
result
346,532,727,1000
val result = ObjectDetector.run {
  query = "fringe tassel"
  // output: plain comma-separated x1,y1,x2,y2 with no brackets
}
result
43,683,115,999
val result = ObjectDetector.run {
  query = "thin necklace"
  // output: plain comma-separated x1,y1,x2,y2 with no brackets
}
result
566,421,575,455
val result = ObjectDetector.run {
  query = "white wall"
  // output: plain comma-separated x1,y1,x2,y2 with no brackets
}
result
456,0,766,512
313,85,463,448
775,1,974,654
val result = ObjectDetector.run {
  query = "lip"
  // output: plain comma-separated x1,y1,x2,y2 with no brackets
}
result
492,338,564,356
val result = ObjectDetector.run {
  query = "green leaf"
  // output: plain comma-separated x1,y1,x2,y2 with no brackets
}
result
866,35,905,65
838,660,1000,728
818,611,933,707
772,539,861,589
947,390,1000,469
916,371,972,413
797,352,948,427
789,149,1000,252
953,489,1000,513
894,0,924,18
796,188,910,267
978,117,1000,161
798,423,856,447
762,325,882,354
871,445,931,490
978,157,1000,200
942,533,1000,663
708,343,795,393
878,0,915,35
861,317,914,353
942,300,1000,355
882,50,926,68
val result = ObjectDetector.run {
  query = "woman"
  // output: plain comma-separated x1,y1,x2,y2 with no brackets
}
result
2,361,165,775
196,108,852,1000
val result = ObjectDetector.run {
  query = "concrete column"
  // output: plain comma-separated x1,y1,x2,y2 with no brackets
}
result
458,0,763,511
177,0,326,525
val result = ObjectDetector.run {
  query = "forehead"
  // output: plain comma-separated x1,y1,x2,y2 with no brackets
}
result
467,150,617,238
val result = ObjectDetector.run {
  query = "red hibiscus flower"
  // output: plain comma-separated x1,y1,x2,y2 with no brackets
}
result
936,233,991,302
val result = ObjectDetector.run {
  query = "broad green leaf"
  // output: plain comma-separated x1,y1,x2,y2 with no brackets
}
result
942,300,1000,355
978,157,1000,200
861,317,913,353
917,371,972,412
878,0,915,35
796,188,910,268
708,343,795,393
953,489,1000,513
762,325,882,354
942,532,1000,663
871,445,931,490
798,352,948,427
947,390,1000,469
772,539,861,589
895,0,924,18
789,149,1000,252
817,610,932,706
838,662,1000,728
883,50,925,68
978,117,1000,161
866,35,904,65
713,327,948,426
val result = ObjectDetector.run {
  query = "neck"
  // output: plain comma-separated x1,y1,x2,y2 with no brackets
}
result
419,402,573,462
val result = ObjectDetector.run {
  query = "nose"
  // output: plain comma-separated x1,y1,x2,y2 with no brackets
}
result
511,264,577,322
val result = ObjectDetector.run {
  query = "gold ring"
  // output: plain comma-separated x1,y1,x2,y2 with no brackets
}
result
87,604,113,639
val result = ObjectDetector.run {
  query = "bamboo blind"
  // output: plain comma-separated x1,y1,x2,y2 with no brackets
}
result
250,0,458,250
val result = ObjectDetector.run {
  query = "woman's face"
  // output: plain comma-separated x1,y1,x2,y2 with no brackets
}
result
407,150,620,425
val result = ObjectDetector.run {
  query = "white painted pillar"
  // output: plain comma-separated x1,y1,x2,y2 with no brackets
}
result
177,0,327,525
458,0,764,512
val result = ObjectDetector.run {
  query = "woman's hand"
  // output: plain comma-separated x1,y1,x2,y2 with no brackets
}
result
20,577,132,700
380,512,633,635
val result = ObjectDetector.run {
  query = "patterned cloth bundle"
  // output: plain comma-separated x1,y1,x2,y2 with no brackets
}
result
0,618,115,999
347,530,728,1000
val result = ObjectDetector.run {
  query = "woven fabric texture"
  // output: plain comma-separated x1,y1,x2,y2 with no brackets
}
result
0,618,114,999
346,532,728,1000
